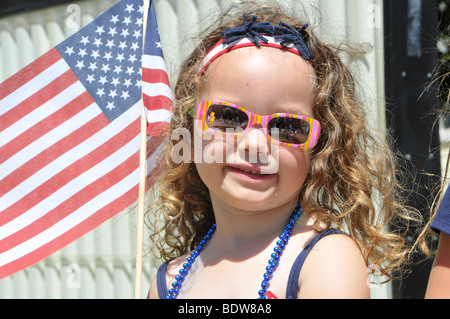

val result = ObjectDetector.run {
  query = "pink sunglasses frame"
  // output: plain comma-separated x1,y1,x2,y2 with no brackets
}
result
195,100,321,149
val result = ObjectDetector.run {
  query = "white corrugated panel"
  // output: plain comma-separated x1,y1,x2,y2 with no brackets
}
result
0,0,388,298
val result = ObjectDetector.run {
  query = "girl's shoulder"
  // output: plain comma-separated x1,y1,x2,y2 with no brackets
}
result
148,255,188,299
297,229,370,298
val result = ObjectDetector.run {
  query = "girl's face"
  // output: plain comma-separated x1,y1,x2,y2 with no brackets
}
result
195,46,316,212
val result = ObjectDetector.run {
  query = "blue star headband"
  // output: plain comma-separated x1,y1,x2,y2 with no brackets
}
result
199,15,314,74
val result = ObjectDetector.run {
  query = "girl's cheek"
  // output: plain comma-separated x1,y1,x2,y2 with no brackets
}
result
200,132,228,164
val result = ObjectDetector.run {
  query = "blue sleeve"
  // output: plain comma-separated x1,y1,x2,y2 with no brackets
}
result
431,188,450,236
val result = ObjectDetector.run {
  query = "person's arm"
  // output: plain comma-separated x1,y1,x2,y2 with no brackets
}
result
147,275,159,299
297,234,370,299
426,232,450,299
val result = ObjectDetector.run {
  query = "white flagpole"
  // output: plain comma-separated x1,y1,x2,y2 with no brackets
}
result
134,0,150,299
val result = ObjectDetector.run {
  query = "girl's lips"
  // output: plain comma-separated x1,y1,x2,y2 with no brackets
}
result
226,165,275,182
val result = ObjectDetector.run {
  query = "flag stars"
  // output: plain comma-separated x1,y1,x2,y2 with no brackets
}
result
110,14,119,24
116,53,125,62
125,4,134,13
108,89,118,98
104,51,113,61
113,65,122,74
88,62,98,71
133,29,141,39
106,102,115,111
121,91,130,100
93,38,102,47
135,79,142,88
108,27,118,37
75,60,84,69
123,78,132,87
121,29,130,37
130,42,139,51
80,36,90,45
78,48,87,57
128,54,137,63
123,16,132,25
111,77,120,86
118,41,127,50
65,46,74,55
125,66,134,76
96,87,105,97
95,25,105,35
106,39,115,49
99,76,108,85
57,0,145,118
86,74,95,83
101,64,110,73
91,50,100,59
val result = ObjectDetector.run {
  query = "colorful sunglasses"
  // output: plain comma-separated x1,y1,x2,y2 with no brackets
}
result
194,100,321,148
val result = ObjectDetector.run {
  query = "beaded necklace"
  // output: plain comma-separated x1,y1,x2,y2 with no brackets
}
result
166,205,302,299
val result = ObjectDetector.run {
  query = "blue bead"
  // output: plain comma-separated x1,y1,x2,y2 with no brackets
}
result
179,268,188,275
183,263,192,269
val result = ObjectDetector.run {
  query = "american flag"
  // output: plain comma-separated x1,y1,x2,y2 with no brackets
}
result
0,0,171,279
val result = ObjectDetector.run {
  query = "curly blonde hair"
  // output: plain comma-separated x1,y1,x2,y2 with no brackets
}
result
147,3,419,282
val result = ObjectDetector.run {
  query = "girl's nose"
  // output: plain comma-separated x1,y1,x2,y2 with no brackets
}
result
238,126,270,163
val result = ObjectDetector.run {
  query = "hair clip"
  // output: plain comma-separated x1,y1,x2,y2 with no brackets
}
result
274,21,313,61
222,15,274,47
221,14,313,60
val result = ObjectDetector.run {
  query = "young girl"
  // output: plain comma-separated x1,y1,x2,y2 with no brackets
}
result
147,4,416,299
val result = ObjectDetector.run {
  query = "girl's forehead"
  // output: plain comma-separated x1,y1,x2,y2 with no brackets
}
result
201,47,316,116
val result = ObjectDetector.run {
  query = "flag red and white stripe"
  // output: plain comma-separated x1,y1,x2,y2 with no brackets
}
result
141,0,172,135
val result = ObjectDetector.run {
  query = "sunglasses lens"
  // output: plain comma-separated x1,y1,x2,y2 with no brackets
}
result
206,104,248,132
268,117,311,145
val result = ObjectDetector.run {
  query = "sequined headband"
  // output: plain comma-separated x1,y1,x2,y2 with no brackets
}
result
198,15,314,74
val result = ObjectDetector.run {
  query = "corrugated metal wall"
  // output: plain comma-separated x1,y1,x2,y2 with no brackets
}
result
0,0,389,298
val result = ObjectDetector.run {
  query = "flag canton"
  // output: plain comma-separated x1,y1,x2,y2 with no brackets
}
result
144,1,164,58
56,0,144,122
